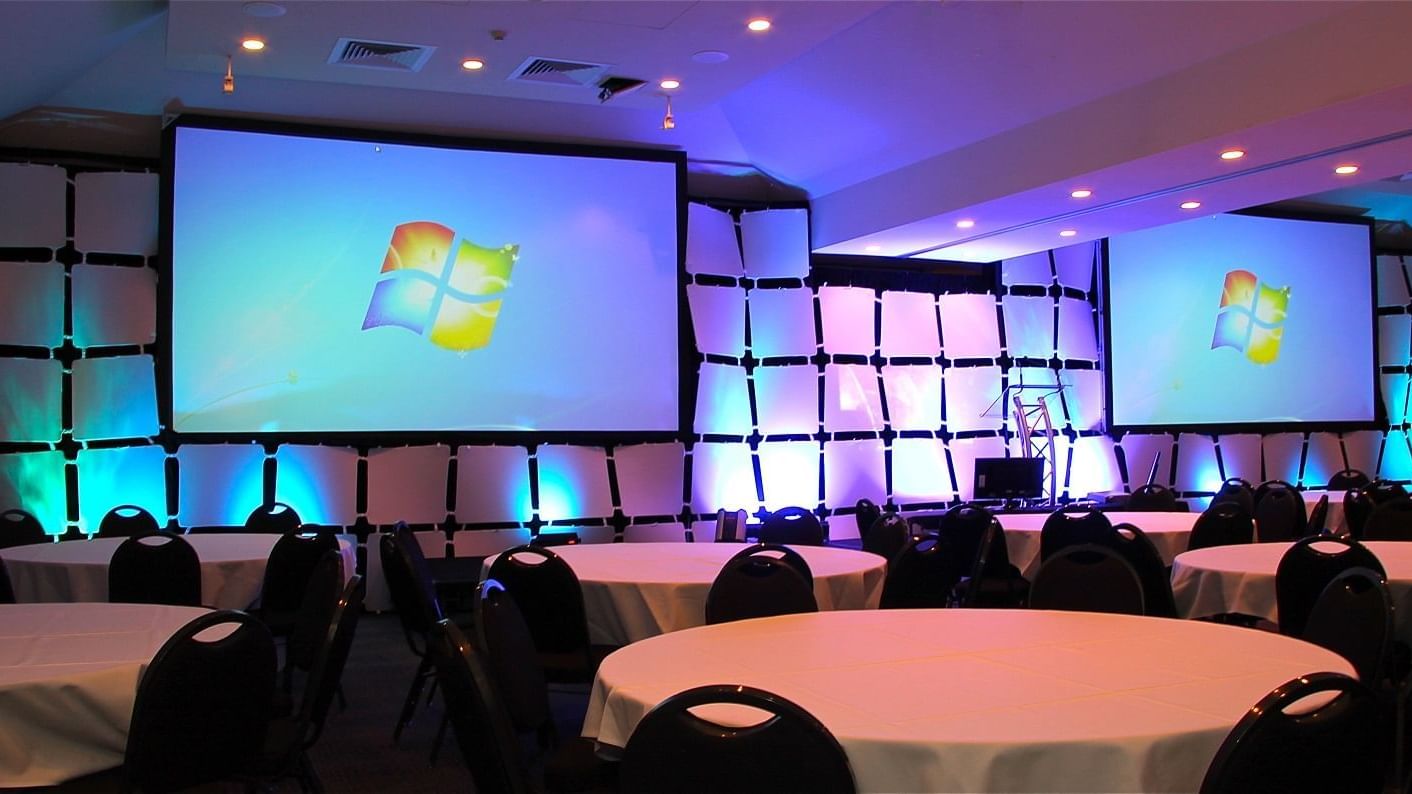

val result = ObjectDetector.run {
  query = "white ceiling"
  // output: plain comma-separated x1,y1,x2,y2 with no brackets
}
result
3,0,1411,262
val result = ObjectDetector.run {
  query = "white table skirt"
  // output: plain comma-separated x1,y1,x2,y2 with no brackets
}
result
0,602,210,787
1301,490,1348,533
995,511,1199,578
585,609,1353,793
0,534,357,609
1171,540,1412,641
482,543,887,646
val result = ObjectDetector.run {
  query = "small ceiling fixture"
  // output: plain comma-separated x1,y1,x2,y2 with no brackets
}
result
662,95,674,130
242,2,285,17
956,219,975,229
223,55,235,93
1059,229,1078,237
1069,188,1092,199
747,18,771,32
693,50,729,64
461,58,485,71
241,38,265,51
1219,148,1246,161
659,78,680,90
1334,164,1360,175
1180,200,1202,210
865,244,881,252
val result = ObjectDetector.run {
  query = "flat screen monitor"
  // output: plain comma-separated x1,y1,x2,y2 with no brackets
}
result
164,119,684,435
974,457,1045,499
1105,213,1376,430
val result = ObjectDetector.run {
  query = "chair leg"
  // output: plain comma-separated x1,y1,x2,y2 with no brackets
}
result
429,711,450,765
298,751,324,794
393,656,432,744
335,682,347,712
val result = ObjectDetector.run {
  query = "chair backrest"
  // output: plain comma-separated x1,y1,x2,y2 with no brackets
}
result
378,524,444,651
1112,523,1178,618
714,508,747,543
428,619,532,794
475,579,552,735
0,508,46,549
861,513,909,562
1253,482,1306,542
953,520,1028,608
1029,544,1146,615
97,504,161,539
1302,567,1393,685
108,532,202,606
1038,509,1117,562
485,545,589,655
1344,486,1375,539
854,499,882,541
260,530,339,620
245,501,303,534
937,503,997,571
1209,478,1255,516
1125,483,1183,512
619,684,856,794
1188,501,1255,551
1327,468,1371,491
1274,535,1386,637
124,611,277,792
285,550,346,681
1366,479,1408,505
1305,494,1330,536
1199,672,1386,794
1360,496,1412,541
757,506,825,546
0,558,14,604
879,535,964,609
705,554,818,625
726,543,813,587
292,573,364,750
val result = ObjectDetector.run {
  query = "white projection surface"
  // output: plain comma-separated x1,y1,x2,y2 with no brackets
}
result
170,125,680,433
1107,214,1374,428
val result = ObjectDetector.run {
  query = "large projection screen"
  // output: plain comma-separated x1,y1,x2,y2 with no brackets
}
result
1105,213,1376,430
166,121,683,435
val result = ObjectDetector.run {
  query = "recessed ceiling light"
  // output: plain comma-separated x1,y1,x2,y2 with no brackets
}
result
659,79,680,90
956,219,975,229
1069,188,1093,199
1059,229,1078,238
241,38,265,51
242,2,285,17
692,50,730,64
747,18,772,32
461,58,485,71
1220,148,1246,161
1180,200,1202,210
1334,164,1360,175
864,244,881,252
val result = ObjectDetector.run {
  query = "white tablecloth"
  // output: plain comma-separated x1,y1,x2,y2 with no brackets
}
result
482,543,887,646
995,511,1199,578
0,534,357,609
585,609,1354,793
1171,540,1412,641
0,602,210,786
1301,490,1348,533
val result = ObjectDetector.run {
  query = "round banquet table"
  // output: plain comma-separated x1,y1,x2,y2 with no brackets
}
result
0,534,357,609
995,511,1199,578
584,609,1355,794
1172,540,1412,642
0,602,210,786
482,543,887,646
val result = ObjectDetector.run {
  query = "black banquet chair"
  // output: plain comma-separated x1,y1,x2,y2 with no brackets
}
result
97,504,161,539
861,513,910,563
0,558,14,604
256,529,339,638
1112,522,1178,618
486,544,605,683
1301,567,1394,685
1274,535,1385,638
619,684,856,794
854,498,882,546
705,552,818,625
1029,544,1146,616
726,542,814,587
0,508,47,549
879,534,965,610
1361,496,1412,541
1038,508,1118,563
1328,468,1372,491
1209,478,1255,516
756,506,825,546
1253,481,1306,543
1187,501,1255,551
1124,483,1186,512
246,501,304,534
380,524,446,744
108,532,202,606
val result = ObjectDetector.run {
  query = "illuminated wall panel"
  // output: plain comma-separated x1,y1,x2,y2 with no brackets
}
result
685,203,742,277
881,365,941,431
943,366,1003,432
72,265,157,348
758,440,820,511
689,442,758,514
453,527,532,556
1343,430,1382,479
366,445,450,525
688,519,719,543
880,291,940,357
1053,242,1096,292
76,445,167,533
1061,369,1104,432
937,294,1001,359
1056,297,1098,361
1377,255,1410,307
1261,433,1305,485
694,363,752,436
1001,296,1055,359
622,522,687,542
740,208,809,279
748,288,817,358
71,356,159,441
0,358,61,442
1381,373,1409,426
823,364,884,432
176,444,266,527
74,171,159,255
0,450,67,535
753,365,819,436
1303,433,1344,489
686,285,746,358
1175,434,1221,493
614,442,685,516
0,262,63,347
819,286,876,355
1381,430,1412,480
0,163,66,247
535,445,613,522
1000,250,1051,286
1118,434,1174,489
822,438,885,507
1380,315,1411,366
1217,434,1262,483
1004,366,1062,434
947,436,1006,501
454,446,531,524
891,437,953,504
828,513,864,542
1069,436,1121,497
274,444,358,526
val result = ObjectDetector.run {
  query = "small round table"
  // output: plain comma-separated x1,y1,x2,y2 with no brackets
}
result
585,609,1354,793
0,602,210,786
482,543,887,646
996,511,1200,577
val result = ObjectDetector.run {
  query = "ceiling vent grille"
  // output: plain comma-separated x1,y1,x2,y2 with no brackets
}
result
328,38,436,72
509,57,611,87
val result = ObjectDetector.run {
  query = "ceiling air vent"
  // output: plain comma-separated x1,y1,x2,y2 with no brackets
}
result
509,57,610,87
328,38,436,72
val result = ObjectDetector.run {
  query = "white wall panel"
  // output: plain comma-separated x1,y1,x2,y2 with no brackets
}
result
1379,315,1411,366
72,265,157,348
1001,296,1055,359
0,358,61,442
0,262,63,347
0,164,66,248
1061,369,1105,432
76,445,168,534
938,294,1001,359
177,444,267,527
0,450,67,535
72,355,159,441
880,291,940,357
818,286,876,355
1381,373,1409,426
943,366,1003,432
748,288,816,358
1303,433,1345,489
823,364,884,432
74,171,159,255
752,365,819,436
455,446,531,523
694,363,752,436
1053,242,1096,292
1000,251,1051,286
1377,255,1410,308
685,203,742,277
366,445,450,525
1262,433,1305,485
1118,434,1174,489
536,445,613,521
1381,430,1412,480
690,442,758,514
740,208,809,279
614,442,685,516
891,437,953,504
1217,434,1262,483
686,285,746,358
623,522,687,543
822,438,885,508
274,445,358,525
1175,434,1221,493
758,440,820,511
1343,430,1382,479
1069,436,1122,497
1003,367,1062,434
1056,297,1098,361
881,365,941,431
453,527,532,556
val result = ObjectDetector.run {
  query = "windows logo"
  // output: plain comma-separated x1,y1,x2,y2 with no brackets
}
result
1211,269,1289,365
361,221,519,351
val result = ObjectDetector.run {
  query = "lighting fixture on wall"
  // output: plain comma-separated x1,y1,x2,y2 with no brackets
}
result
662,95,674,130
223,56,235,93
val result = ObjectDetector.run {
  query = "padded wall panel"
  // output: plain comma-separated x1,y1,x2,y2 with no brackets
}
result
1000,251,1051,286
943,366,1003,432
880,291,940,357
1068,436,1121,497
366,445,450,525
1174,434,1221,493
455,446,531,524
1061,369,1104,431
947,436,1006,501
694,363,752,436
74,171,158,255
822,438,885,507
823,364,884,432
0,450,67,535
622,522,687,542
758,440,820,511
536,445,613,521
827,513,863,543
71,355,159,441
453,527,532,556
0,164,66,247
1053,242,1096,292
1343,430,1382,479
688,519,719,543
614,442,685,516
818,286,876,355
1001,296,1055,359
76,445,168,534
1381,373,1409,426
891,437,954,504
1377,255,1410,307
0,358,61,442
748,288,816,358
690,442,758,514
1303,433,1345,489
686,285,745,358
274,445,358,526
881,365,942,431
1118,434,1174,488
0,262,63,347
1381,430,1412,481
177,444,267,527
740,208,809,279
1217,434,1262,483
937,294,1001,359
1262,433,1305,485
685,203,742,277
72,265,157,348
752,365,819,436
542,525,615,544
1379,315,1411,367
1056,298,1098,361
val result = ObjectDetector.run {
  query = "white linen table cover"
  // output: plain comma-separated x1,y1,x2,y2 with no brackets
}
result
995,511,1199,578
0,534,356,609
482,543,886,646
585,609,1354,793
1300,490,1347,533
1172,540,1412,641
0,602,209,786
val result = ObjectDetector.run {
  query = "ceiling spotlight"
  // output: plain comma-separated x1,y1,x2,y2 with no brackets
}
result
747,18,772,32
662,95,675,130
241,38,265,51
1059,229,1078,238
223,55,235,94
461,58,485,71
1334,164,1360,175
659,79,680,90
1069,188,1092,199
1220,148,1246,161
1180,200,1202,210
865,244,882,252
956,219,975,229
